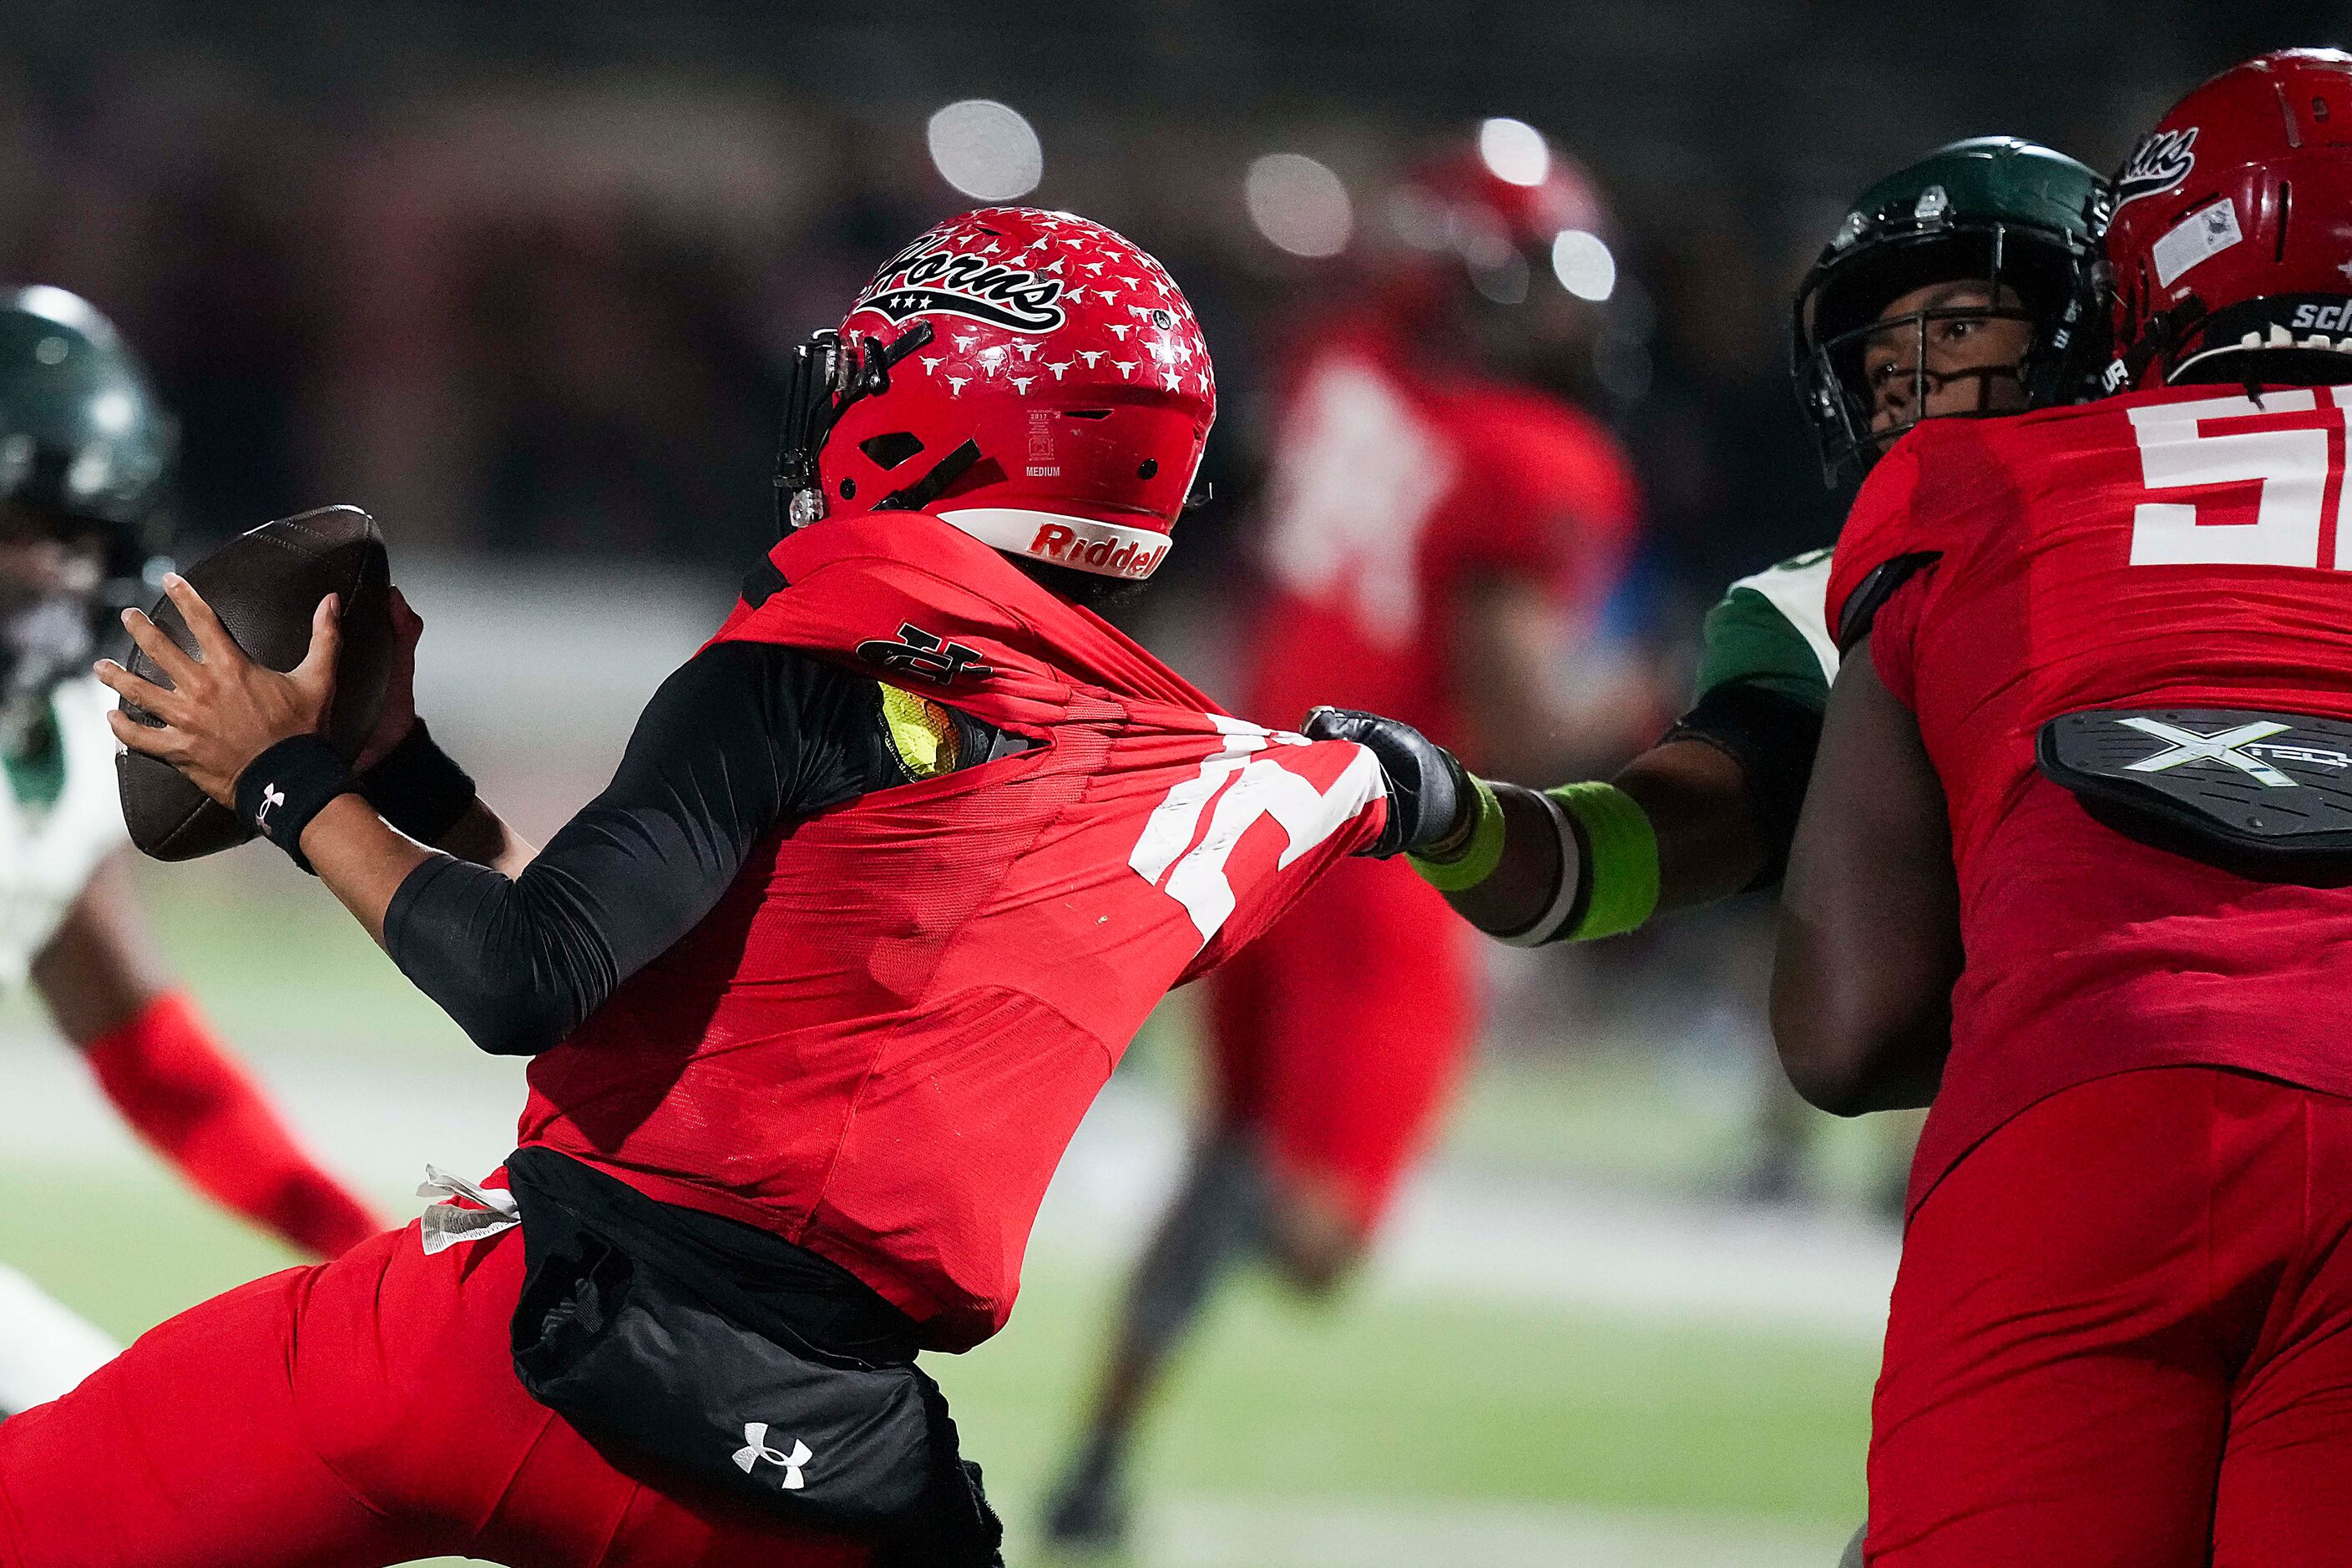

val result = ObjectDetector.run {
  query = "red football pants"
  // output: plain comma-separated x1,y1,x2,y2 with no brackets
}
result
1209,854,1474,1234
0,1219,872,1568
1869,1067,2352,1565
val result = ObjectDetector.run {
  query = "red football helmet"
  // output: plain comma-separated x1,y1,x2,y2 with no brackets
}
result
775,207,1215,583
2109,48,2352,388
1377,120,1613,311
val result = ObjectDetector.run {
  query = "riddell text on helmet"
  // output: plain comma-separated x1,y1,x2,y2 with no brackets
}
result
1029,522,1168,578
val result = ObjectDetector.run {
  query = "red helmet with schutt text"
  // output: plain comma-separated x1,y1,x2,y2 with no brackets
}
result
2108,48,2352,388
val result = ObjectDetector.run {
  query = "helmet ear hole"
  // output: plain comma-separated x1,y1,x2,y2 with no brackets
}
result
858,432,927,469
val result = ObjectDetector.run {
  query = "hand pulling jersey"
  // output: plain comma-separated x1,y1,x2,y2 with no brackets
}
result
514,513,1385,1349
0,677,127,984
1827,384,2352,1211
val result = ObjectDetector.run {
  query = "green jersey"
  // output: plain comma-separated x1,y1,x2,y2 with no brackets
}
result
1691,546,1838,712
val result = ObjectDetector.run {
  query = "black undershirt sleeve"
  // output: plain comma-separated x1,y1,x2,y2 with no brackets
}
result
1663,679,1828,893
382,641,863,1056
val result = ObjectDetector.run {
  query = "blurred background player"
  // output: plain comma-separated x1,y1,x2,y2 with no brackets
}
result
1044,122,1651,1549
0,286,382,1414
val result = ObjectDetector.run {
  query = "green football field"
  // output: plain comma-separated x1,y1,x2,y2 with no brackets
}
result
0,1157,1870,1566
0,857,1881,1565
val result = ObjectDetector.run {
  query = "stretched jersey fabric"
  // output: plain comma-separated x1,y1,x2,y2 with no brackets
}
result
0,677,127,985
1826,384,2352,1212
514,512,1386,1350
1239,315,1640,752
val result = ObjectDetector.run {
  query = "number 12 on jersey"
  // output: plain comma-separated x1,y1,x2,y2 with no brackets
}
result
2130,388,2352,569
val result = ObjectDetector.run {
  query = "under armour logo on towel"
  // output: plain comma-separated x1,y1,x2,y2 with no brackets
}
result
254,781,286,827
731,1422,813,1490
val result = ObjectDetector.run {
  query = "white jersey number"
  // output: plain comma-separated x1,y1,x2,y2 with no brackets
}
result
2128,389,2352,569
1128,719,1384,945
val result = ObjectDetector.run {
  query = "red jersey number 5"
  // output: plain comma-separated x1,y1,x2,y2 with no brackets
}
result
2129,389,2348,568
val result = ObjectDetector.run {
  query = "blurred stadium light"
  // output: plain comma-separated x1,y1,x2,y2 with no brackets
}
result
1244,153,1353,257
1552,228,1617,301
1478,115,1551,186
926,99,1044,200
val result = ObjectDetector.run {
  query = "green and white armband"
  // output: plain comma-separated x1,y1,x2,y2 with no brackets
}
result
1541,781,1660,944
1497,787,1581,946
1412,775,1661,946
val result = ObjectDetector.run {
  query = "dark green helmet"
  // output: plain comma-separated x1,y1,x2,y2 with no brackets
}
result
0,286,176,578
1792,137,2112,486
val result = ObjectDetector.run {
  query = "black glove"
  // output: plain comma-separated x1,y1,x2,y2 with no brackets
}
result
1301,706,1472,858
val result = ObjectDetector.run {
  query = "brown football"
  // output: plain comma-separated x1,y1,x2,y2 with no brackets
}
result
116,505,395,860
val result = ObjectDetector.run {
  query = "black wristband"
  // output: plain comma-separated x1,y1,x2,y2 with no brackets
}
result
357,720,478,844
235,734,357,870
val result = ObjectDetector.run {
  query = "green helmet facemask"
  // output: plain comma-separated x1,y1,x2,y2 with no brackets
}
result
0,286,177,723
1792,137,2112,487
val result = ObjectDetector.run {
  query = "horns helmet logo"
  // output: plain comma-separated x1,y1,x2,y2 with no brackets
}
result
2117,127,2198,210
853,230,1068,333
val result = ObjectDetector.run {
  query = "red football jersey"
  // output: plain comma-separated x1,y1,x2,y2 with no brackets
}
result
1827,383,2352,1213
515,515,1385,1350
1240,315,1641,751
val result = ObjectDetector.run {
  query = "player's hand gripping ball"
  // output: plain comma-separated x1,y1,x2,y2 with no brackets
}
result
99,505,397,859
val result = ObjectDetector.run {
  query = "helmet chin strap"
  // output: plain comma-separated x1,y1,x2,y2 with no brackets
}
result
2127,298,2210,390
874,440,983,513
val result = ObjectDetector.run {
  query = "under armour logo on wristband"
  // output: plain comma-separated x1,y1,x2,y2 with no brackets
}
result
254,782,286,828
731,1422,813,1490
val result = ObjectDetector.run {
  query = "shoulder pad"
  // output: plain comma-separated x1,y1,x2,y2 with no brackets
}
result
1834,552,1941,651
